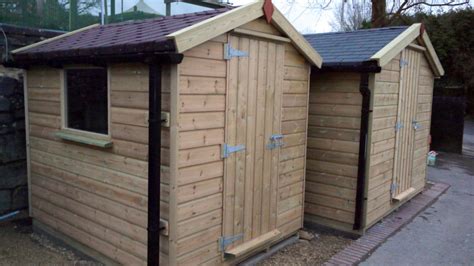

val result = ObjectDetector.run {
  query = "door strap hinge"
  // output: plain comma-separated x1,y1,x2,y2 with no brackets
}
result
400,59,409,67
221,143,245,158
219,234,243,251
395,122,404,132
224,43,248,60
390,183,398,195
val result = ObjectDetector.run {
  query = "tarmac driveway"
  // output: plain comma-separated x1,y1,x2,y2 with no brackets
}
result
362,120,474,265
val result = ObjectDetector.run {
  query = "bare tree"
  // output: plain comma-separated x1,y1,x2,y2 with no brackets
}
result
331,0,371,31
372,0,471,27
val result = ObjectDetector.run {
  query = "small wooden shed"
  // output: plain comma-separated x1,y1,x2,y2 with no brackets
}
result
10,1,322,265
303,24,444,234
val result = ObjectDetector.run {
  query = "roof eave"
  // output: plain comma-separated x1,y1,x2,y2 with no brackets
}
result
166,0,323,68
370,23,444,77
314,60,381,73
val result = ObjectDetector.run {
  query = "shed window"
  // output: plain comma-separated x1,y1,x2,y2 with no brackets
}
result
65,68,108,135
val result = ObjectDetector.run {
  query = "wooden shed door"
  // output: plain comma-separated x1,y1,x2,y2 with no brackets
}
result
392,48,422,200
222,35,285,256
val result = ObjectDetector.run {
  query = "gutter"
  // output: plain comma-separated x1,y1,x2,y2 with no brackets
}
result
353,72,371,231
147,55,182,266
314,60,381,73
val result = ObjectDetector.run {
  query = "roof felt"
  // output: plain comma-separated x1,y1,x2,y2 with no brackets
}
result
14,7,232,59
304,26,408,65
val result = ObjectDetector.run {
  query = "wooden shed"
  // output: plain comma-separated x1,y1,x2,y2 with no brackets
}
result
303,24,444,235
9,1,322,265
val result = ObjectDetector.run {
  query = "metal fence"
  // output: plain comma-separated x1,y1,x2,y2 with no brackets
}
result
0,0,230,32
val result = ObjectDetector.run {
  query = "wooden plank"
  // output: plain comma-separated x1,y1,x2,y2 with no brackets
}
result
178,128,224,150
279,169,305,188
183,40,225,60
179,76,226,95
308,115,360,130
29,100,60,115
280,145,305,162
306,171,356,190
284,66,308,81
109,63,148,92
111,91,148,110
176,225,221,256
392,187,416,202
261,41,277,234
308,126,359,142
282,107,307,121
178,145,221,170
111,123,148,144
309,104,361,118
281,119,306,134
238,18,282,36
307,137,359,154
111,107,148,127
29,112,60,128
307,149,358,166
224,229,281,258
31,184,148,244
177,209,221,238
30,137,147,178
179,95,226,113
309,92,362,105
177,177,223,204
252,39,268,238
306,159,357,178
283,132,306,148
31,149,148,195
233,28,291,43
283,94,308,107
283,80,308,94
177,161,223,186
305,192,355,212
180,57,227,78
167,1,264,53
32,174,147,227
305,203,354,224
178,112,225,131
177,193,222,222
305,181,356,201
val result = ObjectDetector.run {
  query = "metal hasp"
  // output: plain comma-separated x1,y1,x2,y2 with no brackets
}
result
219,234,244,251
390,183,399,195
221,143,245,158
267,134,284,150
412,120,421,130
400,59,409,67
224,43,249,60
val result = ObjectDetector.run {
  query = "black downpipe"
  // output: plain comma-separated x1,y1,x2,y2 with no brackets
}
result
353,73,371,231
148,64,162,266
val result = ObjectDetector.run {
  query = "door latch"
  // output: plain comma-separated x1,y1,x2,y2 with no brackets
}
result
267,134,284,150
412,120,421,131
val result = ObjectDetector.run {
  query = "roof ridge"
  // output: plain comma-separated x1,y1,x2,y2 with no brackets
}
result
304,26,409,37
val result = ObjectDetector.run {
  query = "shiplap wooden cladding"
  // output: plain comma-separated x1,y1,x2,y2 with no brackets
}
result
22,6,316,265
305,39,438,234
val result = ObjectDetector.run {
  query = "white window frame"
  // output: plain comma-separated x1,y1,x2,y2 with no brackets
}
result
60,66,111,140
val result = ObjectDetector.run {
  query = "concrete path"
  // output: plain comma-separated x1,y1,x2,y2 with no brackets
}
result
362,120,474,265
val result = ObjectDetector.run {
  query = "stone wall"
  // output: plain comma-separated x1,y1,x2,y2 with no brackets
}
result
0,67,27,215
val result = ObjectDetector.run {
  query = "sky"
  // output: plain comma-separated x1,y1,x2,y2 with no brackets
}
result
109,0,335,33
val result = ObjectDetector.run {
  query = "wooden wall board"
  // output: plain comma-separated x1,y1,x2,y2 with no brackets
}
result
25,63,172,265
304,72,361,231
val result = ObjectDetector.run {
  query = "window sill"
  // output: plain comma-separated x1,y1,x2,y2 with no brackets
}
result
55,131,113,148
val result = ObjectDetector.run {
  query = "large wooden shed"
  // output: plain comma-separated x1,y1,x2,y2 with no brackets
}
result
303,24,444,234
10,1,322,265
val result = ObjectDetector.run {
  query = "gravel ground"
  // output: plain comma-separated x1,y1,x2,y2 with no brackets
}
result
0,218,97,265
260,229,353,265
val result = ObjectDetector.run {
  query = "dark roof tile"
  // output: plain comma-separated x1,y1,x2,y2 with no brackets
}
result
304,26,408,65
15,7,233,59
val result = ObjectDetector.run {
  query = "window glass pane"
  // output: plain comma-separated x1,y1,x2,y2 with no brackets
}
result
66,68,108,134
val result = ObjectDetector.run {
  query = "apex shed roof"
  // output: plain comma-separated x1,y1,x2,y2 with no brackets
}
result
304,26,408,65
12,1,322,67
304,24,444,76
